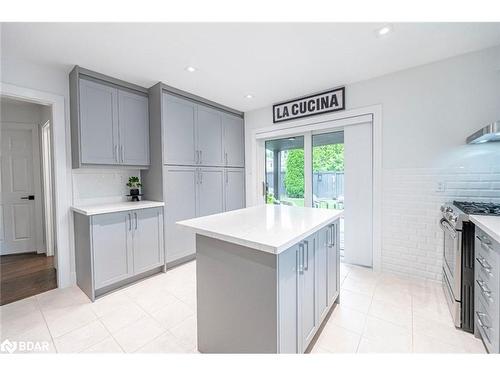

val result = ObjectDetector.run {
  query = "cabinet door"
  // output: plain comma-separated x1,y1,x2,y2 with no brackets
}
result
328,221,340,305
163,94,196,165
118,90,150,166
92,212,133,289
223,114,245,167
224,168,245,212
79,79,119,165
197,168,225,217
300,235,317,350
278,243,300,353
316,226,329,322
132,207,164,274
164,166,197,263
197,105,224,166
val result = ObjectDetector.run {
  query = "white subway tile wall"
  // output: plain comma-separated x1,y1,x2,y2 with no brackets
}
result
383,164,500,281
72,169,140,206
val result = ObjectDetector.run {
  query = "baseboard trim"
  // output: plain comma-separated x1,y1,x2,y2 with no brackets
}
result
166,254,196,269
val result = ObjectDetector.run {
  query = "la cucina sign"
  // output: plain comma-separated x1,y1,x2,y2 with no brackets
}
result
273,87,345,123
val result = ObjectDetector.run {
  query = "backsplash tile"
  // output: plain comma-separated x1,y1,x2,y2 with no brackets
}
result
72,169,140,206
382,165,500,281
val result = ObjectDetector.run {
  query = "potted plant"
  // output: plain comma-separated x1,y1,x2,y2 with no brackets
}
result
126,176,142,201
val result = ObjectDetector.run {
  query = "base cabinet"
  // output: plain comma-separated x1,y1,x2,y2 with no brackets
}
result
475,226,500,353
74,206,164,300
278,219,340,353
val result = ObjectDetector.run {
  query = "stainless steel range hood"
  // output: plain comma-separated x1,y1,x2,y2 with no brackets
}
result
466,121,500,144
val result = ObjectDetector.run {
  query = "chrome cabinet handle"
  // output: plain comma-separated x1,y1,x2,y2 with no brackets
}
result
200,150,202,164
134,212,138,230
304,240,309,271
477,279,493,301
332,224,336,248
298,243,304,273
225,152,228,166
128,213,131,231
115,145,119,162
476,256,492,272
121,145,125,163
225,170,228,184
477,235,494,252
476,311,490,329
200,170,203,184
196,150,200,164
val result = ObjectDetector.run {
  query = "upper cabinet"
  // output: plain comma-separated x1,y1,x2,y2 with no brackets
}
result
70,67,150,169
163,94,197,166
223,114,245,167
163,93,244,168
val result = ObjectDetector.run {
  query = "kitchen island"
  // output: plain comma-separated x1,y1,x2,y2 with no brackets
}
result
178,204,343,353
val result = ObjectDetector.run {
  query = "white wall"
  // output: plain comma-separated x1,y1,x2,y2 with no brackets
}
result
245,46,500,281
1,57,139,282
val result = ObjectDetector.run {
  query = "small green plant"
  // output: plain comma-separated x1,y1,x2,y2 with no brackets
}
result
126,176,142,189
266,193,278,204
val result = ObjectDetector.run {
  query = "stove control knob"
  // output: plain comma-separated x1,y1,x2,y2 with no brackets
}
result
450,214,458,222
440,204,448,212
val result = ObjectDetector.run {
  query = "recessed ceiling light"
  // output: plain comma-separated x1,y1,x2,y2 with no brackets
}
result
245,94,254,99
375,24,393,37
185,66,196,73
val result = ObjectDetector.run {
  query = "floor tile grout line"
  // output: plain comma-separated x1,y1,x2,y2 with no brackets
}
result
34,294,58,353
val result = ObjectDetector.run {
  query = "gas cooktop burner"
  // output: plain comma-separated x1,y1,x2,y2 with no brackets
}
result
453,201,500,216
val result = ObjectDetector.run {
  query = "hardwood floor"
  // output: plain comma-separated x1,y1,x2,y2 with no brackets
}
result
0,252,57,306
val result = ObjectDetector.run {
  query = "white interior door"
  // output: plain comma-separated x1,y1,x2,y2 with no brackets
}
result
343,122,373,267
0,122,43,255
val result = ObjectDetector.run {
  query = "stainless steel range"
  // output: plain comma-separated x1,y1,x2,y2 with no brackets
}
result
440,201,500,332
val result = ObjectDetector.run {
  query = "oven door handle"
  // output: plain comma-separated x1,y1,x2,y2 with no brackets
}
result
440,219,457,238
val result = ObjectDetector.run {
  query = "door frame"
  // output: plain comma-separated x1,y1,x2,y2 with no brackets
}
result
0,122,44,254
247,105,382,272
1,83,73,288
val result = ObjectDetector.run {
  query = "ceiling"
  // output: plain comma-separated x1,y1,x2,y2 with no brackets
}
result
2,23,500,112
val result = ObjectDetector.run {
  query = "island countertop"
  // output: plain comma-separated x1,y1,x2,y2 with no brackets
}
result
177,205,343,254
470,215,500,244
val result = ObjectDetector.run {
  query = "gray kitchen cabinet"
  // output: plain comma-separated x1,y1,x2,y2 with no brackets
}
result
164,166,198,263
197,168,225,216
69,66,150,168
276,218,340,353
197,106,224,166
132,207,164,274
224,168,246,212
300,234,317,350
316,226,329,322
78,78,119,165
74,206,164,301
119,90,150,166
328,222,341,306
92,212,133,289
278,243,300,353
223,113,245,167
163,93,197,166
475,226,500,353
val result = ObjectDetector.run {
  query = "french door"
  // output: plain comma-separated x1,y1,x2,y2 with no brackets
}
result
261,122,372,268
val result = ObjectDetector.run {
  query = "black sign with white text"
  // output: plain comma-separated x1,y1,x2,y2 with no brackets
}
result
273,87,345,123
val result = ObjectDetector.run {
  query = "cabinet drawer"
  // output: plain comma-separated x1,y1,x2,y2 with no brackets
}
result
476,228,499,267
476,275,498,317
476,298,499,353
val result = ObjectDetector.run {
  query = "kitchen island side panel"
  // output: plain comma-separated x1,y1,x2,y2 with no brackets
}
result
196,234,278,353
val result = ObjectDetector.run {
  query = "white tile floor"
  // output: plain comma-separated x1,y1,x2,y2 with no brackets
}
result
0,260,486,354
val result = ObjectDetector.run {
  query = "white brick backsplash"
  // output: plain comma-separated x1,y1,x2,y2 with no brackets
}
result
382,165,500,281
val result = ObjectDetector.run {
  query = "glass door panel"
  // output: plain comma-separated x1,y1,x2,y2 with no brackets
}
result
312,131,345,254
265,136,304,207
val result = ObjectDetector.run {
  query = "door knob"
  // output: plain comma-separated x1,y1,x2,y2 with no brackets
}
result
21,195,35,200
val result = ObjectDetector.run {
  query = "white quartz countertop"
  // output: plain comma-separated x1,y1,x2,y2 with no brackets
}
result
470,215,500,244
177,205,343,254
71,200,164,216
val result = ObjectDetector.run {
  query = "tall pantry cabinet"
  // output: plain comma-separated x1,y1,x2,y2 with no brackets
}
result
142,83,246,266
